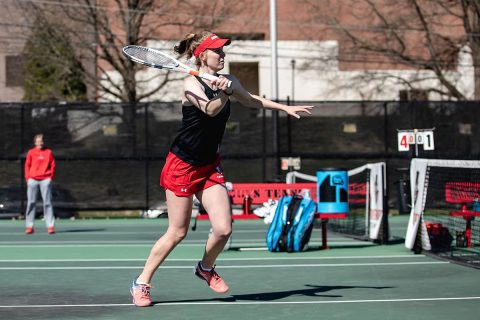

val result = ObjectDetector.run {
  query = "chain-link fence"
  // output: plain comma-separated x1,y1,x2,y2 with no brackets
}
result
0,101,478,212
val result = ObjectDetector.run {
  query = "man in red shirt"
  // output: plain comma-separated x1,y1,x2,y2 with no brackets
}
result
24,134,56,234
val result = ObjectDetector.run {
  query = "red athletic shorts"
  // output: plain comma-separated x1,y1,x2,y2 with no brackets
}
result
160,152,225,197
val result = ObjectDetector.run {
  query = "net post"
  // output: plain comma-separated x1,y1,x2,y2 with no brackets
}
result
413,214,423,254
321,218,329,250
381,164,390,244
383,195,390,244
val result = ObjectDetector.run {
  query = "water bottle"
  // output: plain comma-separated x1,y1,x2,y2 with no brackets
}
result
243,195,252,214
301,189,311,199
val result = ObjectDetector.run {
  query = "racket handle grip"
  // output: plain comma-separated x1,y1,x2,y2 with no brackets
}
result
199,72,232,88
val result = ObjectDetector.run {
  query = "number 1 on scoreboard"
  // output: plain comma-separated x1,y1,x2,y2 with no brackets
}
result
423,131,435,150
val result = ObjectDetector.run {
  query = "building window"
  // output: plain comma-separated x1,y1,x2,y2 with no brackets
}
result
6,55,25,87
399,89,429,101
229,62,259,96
218,33,265,41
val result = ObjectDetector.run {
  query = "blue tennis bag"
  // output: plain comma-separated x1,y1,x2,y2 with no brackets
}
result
266,195,317,252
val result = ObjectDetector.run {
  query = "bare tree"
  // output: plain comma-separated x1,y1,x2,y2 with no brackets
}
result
18,0,247,103
302,0,479,100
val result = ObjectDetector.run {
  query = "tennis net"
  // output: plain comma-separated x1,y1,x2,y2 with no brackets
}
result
405,158,480,268
286,162,388,243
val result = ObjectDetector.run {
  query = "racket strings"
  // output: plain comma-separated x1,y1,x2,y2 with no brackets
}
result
124,47,177,69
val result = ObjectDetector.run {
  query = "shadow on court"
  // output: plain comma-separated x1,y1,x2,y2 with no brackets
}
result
55,228,107,233
153,284,394,305
383,237,405,245
304,244,380,250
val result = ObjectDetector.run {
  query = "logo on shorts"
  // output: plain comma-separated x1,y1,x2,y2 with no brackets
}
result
214,165,224,179
181,188,188,193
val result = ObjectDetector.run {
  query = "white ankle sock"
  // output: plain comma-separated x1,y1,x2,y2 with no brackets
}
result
200,262,213,272
135,278,148,285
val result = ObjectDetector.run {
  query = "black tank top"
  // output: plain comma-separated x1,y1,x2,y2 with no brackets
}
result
170,77,231,166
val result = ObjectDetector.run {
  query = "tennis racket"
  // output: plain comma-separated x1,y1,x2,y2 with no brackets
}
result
122,45,231,87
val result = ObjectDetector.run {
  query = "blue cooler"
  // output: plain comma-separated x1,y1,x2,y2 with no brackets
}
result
316,168,349,214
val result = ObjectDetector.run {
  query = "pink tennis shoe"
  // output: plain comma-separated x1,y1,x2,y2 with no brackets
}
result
194,262,229,293
130,278,152,307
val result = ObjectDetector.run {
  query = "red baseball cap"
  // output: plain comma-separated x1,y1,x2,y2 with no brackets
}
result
193,33,231,58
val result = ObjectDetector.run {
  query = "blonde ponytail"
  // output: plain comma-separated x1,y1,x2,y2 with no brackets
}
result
174,31,211,66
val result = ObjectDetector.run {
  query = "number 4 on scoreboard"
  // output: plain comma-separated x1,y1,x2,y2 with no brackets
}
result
398,132,413,151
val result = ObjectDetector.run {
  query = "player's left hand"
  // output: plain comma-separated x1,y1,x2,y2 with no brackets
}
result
284,105,314,119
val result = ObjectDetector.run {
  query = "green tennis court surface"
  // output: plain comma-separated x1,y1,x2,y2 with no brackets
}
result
0,216,479,320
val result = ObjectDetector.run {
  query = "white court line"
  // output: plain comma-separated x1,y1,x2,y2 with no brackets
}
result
0,261,448,270
0,229,272,235
0,239,331,244
0,240,266,244
0,296,478,308
237,247,268,251
0,241,369,248
0,238,354,244
0,255,424,263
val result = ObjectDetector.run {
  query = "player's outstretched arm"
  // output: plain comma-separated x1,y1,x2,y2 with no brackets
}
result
226,75,314,119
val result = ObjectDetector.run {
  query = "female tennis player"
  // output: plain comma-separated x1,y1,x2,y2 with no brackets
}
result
130,31,313,307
